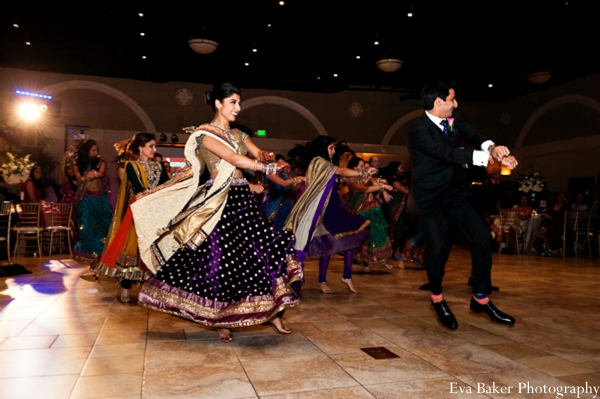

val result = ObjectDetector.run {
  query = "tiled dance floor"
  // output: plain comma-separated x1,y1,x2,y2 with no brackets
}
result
1,250,600,398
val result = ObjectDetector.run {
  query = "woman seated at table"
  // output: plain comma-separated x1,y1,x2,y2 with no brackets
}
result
21,165,45,203
537,192,568,256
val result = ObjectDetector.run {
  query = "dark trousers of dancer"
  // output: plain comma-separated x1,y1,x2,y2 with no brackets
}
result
318,250,354,282
419,185,492,296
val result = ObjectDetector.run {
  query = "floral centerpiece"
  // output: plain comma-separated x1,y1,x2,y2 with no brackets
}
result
517,168,546,193
1,152,35,185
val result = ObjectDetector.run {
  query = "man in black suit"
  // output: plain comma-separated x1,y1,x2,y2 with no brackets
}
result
407,79,517,330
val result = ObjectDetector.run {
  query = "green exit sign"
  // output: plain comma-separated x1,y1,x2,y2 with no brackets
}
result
256,129,266,137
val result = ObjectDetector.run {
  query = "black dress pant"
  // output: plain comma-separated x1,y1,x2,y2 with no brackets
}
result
418,185,492,296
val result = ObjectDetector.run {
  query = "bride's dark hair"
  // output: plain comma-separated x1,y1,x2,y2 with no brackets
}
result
205,82,241,111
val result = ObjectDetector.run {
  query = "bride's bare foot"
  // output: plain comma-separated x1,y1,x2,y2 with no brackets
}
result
340,277,358,293
218,328,233,343
271,317,292,334
319,282,334,294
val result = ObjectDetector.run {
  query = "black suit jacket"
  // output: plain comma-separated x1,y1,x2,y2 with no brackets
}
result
406,111,489,215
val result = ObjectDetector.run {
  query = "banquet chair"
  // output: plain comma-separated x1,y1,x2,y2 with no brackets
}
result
575,210,590,257
12,202,42,258
44,203,73,256
0,202,12,265
562,210,579,258
498,208,521,254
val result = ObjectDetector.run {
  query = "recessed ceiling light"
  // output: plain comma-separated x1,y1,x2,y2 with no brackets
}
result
488,84,493,88
140,32,145,36
142,56,147,59
13,24,19,28
374,41,379,45
333,73,338,77
407,12,413,17
317,76,321,80
245,62,250,66
268,23,272,27
138,13,144,17
25,42,31,46
356,55,361,59
253,48,257,52
279,1,285,5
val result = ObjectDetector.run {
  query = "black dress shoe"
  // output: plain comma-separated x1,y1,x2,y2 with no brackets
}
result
432,300,458,330
467,277,499,292
469,298,515,325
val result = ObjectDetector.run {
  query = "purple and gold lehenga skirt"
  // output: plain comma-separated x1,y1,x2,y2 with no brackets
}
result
138,179,303,328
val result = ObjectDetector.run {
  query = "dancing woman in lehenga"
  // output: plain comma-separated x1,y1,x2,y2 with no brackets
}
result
346,156,395,271
261,156,305,230
72,140,113,262
284,136,374,294
132,82,302,342
96,133,169,302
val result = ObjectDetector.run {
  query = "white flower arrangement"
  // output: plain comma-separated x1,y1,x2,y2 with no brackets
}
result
517,168,546,193
1,152,36,185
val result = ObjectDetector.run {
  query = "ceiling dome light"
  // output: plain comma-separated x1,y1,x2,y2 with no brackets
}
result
188,38,219,55
527,71,552,83
376,58,403,73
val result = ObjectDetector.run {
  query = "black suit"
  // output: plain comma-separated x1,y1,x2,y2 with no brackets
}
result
407,111,492,295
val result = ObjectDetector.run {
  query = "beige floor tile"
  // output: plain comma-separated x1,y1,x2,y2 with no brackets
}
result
302,329,393,355
17,318,104,337
0,305,46,321
82,355,145,376
371,325,470,351
94,330,147,346
232,334,325,362
482,342,550,360
0,347,90,378
0,375,79,399
143,363,256,399
522,334,600,363
243,356,358,396
262,386,376,399
71,373,142,399
0,318,32,337
330,346,448,384
311,320,362,332
51,333,98,348
145,340,238,370
283,307,347,323
518,355,593,377
284,322,321,334
364,377,490,399
350,317,404,330
89,342,146,358
456,368,572,398
558,372,600,386
410,343,528,375
579,361,600,371
0,335,57,350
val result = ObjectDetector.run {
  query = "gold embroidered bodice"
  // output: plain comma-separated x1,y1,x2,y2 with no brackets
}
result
197,128,249,174
139,160,163,189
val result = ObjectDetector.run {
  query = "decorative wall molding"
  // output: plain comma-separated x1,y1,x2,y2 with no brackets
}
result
41,80,157,132
242,96,328,136
516,94,600,149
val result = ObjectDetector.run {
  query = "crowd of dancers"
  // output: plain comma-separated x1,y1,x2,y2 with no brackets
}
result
61,79,519,341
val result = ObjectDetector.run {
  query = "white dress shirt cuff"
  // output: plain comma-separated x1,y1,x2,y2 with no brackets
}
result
473,150,489,167
481,140,495,151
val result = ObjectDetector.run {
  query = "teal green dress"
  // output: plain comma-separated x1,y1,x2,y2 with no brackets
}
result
351,191,393,263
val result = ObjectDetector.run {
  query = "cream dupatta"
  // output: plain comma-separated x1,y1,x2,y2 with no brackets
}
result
131,124,236,274
284,157,338,251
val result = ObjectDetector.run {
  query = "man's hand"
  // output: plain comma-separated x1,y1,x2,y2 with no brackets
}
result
501,155,518,170
490,145,510,162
